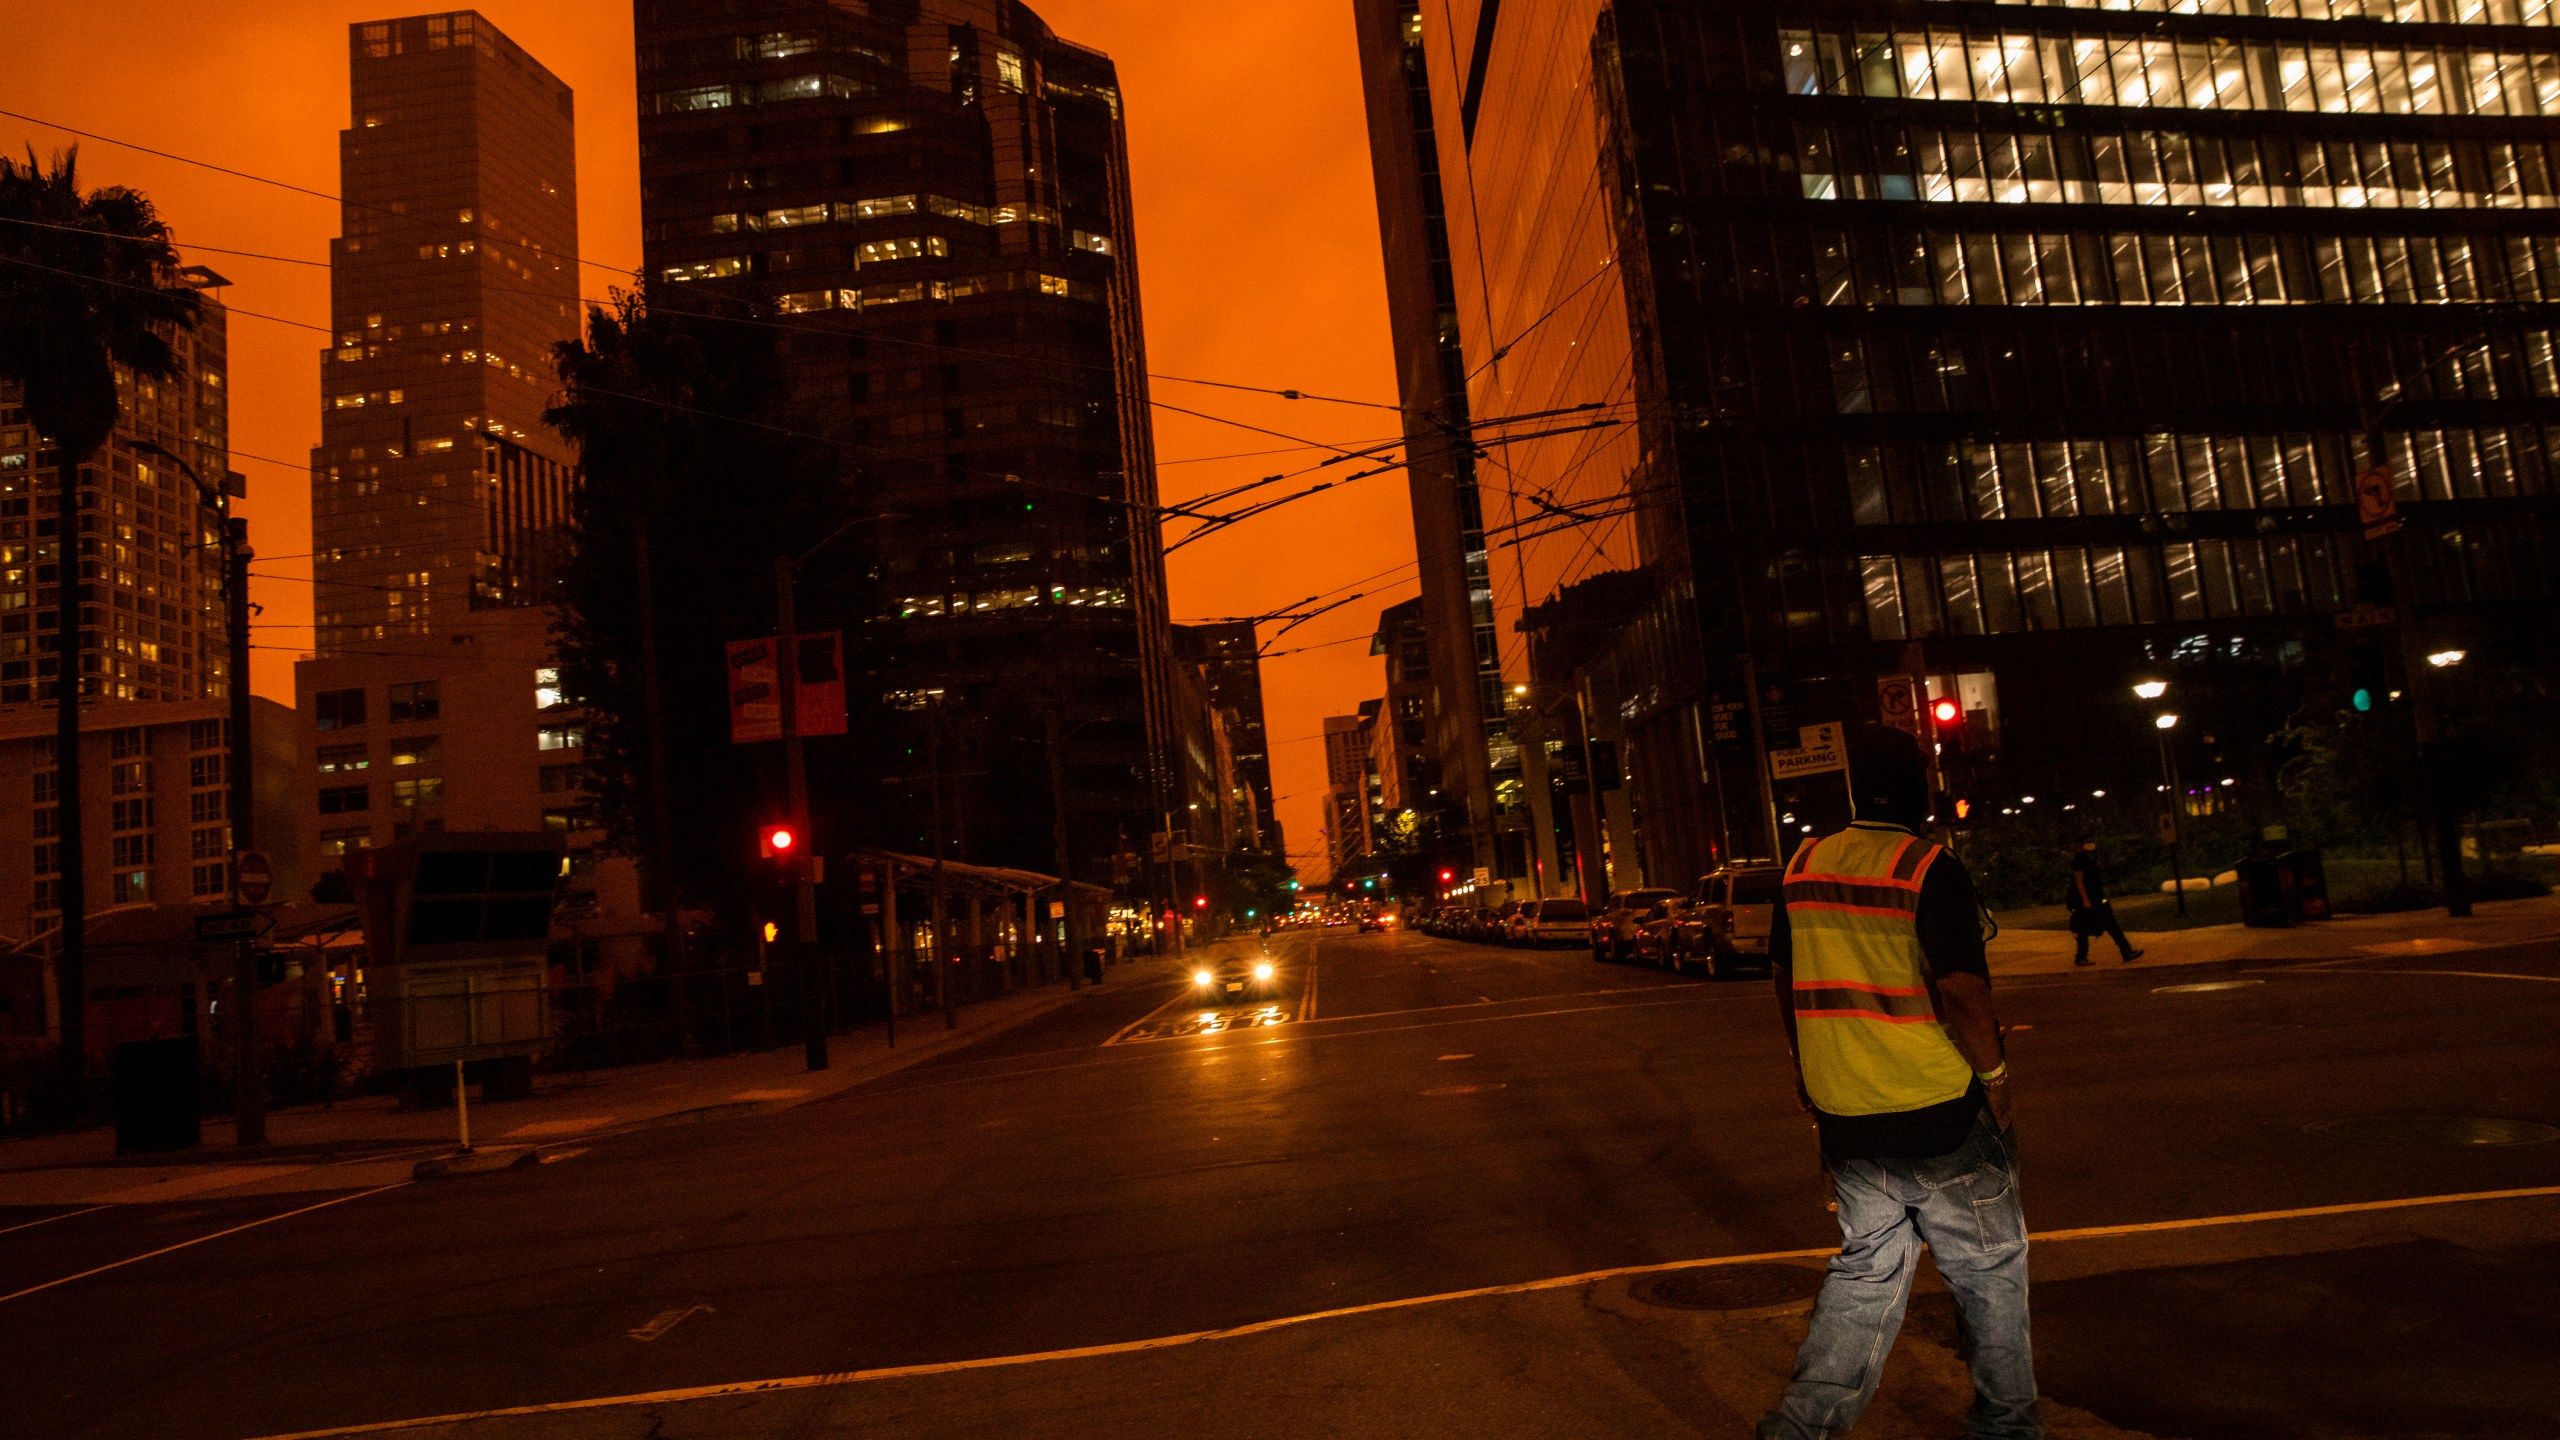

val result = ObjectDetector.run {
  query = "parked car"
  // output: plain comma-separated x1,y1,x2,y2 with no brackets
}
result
1482,900,1521,945
1675,866,1785,978
1592,887,1683,963
1630,897,1690,968
1512,897,1591,948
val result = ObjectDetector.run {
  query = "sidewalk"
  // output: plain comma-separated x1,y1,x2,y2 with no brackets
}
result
0,956,1189,1206
1987,892,2560,978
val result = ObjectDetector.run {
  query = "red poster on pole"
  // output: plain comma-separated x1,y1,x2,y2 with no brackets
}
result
729,634,847,743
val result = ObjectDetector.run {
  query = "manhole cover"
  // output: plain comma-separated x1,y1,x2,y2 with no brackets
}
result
2307,1115,2560,1148
1420,1083,1506,1096
2153,980,2264,994
1631,1264,1825,1311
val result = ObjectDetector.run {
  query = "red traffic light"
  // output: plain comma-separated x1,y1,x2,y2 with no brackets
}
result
1193,896,1209,909
759,824,797,857
1439,869,1455,883
1931,698,1961,725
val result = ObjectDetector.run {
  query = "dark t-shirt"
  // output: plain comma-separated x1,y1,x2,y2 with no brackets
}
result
1770,827,1990,1161
2068,850,2105,911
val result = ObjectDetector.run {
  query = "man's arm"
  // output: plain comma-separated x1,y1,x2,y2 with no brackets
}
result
1918,854,2012,1127
1768,893,1810,1111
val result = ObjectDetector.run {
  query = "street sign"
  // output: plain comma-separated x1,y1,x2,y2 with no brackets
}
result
1876,674,1926,740
2354,466,2403,540
2334,602,2398,631
1708,700,1744,748
726,633,848,744
232,850,273,907
1048,900,1066,919
1769,722,1847,781
195,910,258,944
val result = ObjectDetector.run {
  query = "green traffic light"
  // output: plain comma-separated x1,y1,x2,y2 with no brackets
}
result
2352,687,2374,712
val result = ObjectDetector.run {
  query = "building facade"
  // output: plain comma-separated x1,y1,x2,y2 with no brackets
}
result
1171,621,1281,858
0,698,298,944
1,269,237,714
1322,708,1379,879
313,10,580,651
631,0,1175,896
1370,0,2560,901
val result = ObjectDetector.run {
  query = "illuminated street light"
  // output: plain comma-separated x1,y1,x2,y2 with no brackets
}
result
2155,713,2180,731
2132,680,2168,700
2426,649,2467,668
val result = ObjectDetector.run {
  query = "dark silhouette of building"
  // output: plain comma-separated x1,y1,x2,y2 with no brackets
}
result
1172,620,1281,859
1363,0,2560,900
631,0,1172,896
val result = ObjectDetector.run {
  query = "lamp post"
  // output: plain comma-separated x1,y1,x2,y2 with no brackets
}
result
2154,711,2186,917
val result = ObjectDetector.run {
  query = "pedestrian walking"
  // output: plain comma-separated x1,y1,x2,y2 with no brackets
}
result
1759,725,2040,1440
2066,837,2142,966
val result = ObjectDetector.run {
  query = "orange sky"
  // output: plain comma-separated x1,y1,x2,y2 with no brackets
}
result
8,1,1412,879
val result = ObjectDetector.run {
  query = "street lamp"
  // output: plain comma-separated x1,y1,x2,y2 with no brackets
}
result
2426,649,2467,669
2153,712,2186,915
2132,680,2168,701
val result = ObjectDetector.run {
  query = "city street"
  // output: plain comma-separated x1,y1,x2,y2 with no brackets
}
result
5,923,2558,1439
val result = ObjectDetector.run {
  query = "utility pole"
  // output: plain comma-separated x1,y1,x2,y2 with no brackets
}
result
774,555,827,1069
1044,709,1078,990
2157,718,2187,918
50,445,93,1118
226,513,264,1147
2360,399,2471,917
928,710,955,1029
633,519,694,1049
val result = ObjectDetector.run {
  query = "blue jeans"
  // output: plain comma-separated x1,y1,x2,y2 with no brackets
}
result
1759,1112,2039,1439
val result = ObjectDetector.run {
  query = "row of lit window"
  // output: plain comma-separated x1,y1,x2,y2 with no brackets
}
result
1799,127,2560,211
1857,536,2352,642
318,737,440,771
1936,0,2553,23
1841,426,2550,533
649,73,873,114
709,194,1069,234
1813,225,2560,309
1783,28,2560,117
762,271,1104,314
895,584,1130,618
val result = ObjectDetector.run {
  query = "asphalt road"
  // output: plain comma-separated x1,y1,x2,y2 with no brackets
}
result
5,925,2557,1439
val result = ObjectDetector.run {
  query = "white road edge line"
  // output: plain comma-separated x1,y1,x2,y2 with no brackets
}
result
2274,966,2560,985
239,1184,2560,1440
0,1182,411,1306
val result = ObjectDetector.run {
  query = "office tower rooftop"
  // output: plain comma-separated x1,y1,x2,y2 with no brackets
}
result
314,10,580,651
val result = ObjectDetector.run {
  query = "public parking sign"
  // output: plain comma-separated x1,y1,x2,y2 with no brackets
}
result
233,850,274,907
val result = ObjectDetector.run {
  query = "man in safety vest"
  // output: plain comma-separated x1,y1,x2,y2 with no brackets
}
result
1759,724,2037,1440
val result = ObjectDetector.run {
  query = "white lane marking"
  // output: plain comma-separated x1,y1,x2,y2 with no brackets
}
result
1301,955,1321,1022
239,1183,2560,1440
2290,966,2560,985
0,1182,410,1306
1100,981,1211,1048
628,1304,715,1342
0,1204,106,1238
2153,980,2264,995
1438,1054,1473,1061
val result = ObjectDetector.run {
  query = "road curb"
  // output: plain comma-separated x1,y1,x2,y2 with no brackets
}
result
412,1147,539,1180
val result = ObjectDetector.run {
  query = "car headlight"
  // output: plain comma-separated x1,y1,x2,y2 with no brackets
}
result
1254,963,1274,980
1193,970,1214,987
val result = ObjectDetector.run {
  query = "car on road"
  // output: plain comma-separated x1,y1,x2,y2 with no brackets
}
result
1193,953,1280,1003
1673,866,1784,978
1510,896,1590,948
1357,910,1389,934
1592,887,1683,963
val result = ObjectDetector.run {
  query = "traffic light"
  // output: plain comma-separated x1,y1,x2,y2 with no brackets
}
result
1930,695,1965,753
1931,697,1960,725
1951,795,1973,824
2347,642,2387,715
759,823,798,859
1439,868,1455,884
1194,896,1208,910
1362,877,1376,890
1287,880,1300,891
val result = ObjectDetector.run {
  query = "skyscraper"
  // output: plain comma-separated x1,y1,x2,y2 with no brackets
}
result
312,10,579,651
1172,620,1281,858
1369,0,2560,897
631,0,1172,891
292,13,630,930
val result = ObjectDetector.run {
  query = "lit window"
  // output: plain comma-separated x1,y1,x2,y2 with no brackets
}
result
535,667,565,709
391,776,443,807
390,737,440,767
856,236,948,266
538,724,587,751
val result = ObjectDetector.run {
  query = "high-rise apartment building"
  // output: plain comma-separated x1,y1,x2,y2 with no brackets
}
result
0,268,237,712
312,10,579,651
1370,0,2560,898
631,0,1173,893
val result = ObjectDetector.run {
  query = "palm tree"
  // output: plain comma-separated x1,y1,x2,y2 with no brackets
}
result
0,147,200,1112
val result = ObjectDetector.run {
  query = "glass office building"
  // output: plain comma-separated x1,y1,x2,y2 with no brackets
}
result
1375,0,2560,891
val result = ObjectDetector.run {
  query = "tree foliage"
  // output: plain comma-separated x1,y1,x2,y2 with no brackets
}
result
544,291,887,937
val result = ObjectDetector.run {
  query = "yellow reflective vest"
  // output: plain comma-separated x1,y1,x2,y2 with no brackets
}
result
1783,822,1975,1117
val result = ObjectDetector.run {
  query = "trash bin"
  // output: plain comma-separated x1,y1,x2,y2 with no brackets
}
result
113,1035,201,1154
2235,856,2290,928
2278,849,2331,921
